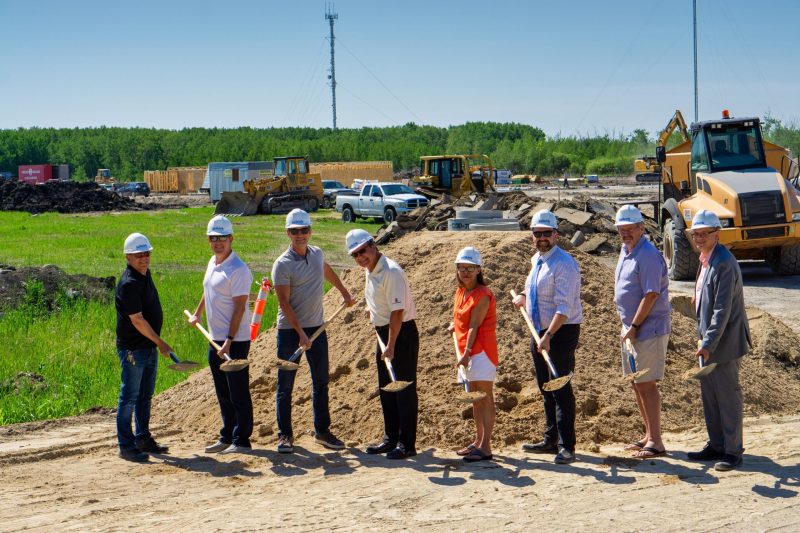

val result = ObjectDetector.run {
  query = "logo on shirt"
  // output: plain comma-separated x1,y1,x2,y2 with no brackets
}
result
393,297,401,304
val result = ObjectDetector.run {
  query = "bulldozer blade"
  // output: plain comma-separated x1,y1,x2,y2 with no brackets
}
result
214,192,259,216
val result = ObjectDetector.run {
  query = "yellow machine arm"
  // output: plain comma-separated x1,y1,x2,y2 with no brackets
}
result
657,110,689,148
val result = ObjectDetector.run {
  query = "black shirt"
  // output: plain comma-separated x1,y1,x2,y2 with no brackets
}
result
115,264,163,350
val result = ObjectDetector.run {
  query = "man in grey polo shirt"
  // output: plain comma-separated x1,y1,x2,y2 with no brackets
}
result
273,209,355,454
613,205,671,459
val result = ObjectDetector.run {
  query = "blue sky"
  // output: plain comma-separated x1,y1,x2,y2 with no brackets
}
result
2,0,798,137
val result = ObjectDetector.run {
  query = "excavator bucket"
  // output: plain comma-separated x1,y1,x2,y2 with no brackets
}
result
214,192,260,216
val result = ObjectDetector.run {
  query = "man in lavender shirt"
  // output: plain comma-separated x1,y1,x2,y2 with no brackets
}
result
614,205,671,459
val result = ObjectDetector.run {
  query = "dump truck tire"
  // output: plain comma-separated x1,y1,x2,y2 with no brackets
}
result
663,218,698,280
341,206,356,223
770,244,800,275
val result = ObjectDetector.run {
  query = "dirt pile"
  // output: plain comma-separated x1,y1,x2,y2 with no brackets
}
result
154,232,800,450
0,264,115,311
0,180,136,213
380,191,661,256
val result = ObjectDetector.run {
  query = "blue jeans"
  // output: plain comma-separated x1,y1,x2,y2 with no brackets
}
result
208,341,253,447
276,327,330,438
116,347,158,450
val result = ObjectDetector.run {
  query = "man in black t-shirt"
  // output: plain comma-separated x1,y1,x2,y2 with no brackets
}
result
115,233,173,463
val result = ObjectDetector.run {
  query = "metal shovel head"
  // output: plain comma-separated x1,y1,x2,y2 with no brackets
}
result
682,363,717,380
168,361,200,372
455,390,487,404
220,359,250,372
381,380,413,393
274,358,300,371
542,372,573,392
621,368,651,383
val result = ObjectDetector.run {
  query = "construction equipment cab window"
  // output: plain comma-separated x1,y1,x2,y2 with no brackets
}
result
706,127,764,171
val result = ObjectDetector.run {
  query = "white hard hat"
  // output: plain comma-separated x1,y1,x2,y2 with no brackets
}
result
123,233,153,254
691,209,722,230
455,246,482,266
285,209,312,229
531,209,558,229
615,204,644,226
207,215,233,236
345,229,373,254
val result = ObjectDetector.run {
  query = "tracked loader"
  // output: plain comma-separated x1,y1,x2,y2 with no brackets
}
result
412,154,496,198
214,156,324,216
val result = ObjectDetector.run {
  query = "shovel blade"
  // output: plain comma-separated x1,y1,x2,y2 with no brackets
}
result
275,359,300,371
542,372,573,392
621,368,650,383
220,359,250,372
168,362,199,372
683,362,718,380
455,390,487,404
381,380,413,393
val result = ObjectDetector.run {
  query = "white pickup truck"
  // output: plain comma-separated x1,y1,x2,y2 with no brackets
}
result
336,182,429,224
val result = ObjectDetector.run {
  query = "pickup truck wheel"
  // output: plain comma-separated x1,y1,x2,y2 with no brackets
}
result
321,196,331,209
663,218,698,280
770,244,800,275
341,206,356,223
383,207,397,224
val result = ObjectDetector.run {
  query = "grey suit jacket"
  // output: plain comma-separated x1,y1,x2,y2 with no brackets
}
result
695,243,751,364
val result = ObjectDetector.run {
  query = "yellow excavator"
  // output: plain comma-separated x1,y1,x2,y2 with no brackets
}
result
411,154,496,198
657,109,800,279
214,156,324,216
634,110,689,182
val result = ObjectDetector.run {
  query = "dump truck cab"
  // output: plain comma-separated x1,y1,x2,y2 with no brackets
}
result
412,154,495,198
658,111,800,279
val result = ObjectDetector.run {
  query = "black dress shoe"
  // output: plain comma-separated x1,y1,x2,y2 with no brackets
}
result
386,446,417,460
687,444,725,461
366,441,396,454
136,437,169,454
714,454,743,471
119,448,149,463
521,440,558,454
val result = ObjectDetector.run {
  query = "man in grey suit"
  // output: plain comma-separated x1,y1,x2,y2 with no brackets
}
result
687,210,751,472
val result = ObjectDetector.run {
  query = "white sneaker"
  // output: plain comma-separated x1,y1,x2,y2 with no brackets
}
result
219,444,252,454
204,440,230,453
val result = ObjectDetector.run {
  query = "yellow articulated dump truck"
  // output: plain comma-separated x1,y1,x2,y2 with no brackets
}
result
215,156,323,216
411,154,496,198
657,110,800,279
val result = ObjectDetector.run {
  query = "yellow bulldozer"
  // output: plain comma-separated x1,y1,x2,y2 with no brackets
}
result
214,156,324,216
657,109,800,279
634,110,689,182
411,154,496,198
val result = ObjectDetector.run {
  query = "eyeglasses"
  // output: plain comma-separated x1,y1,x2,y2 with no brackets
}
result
691,229,719,239
456,266,477,273
289,227,310,235
532,230,554,238
131,251,151,258
351,242,373,258
208,235,230,242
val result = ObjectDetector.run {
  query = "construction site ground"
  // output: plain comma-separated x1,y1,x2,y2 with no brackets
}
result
2,181,799,531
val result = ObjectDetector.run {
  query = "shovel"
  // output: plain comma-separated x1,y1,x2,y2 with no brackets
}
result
509,290,572,392
452,333,486,404
375,332,413,393
167,351,200,372
183,310,250,372
682,340,718,380
275,301,352,371
621,338,650,382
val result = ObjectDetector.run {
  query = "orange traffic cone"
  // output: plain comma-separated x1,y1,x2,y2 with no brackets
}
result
250,277,272,341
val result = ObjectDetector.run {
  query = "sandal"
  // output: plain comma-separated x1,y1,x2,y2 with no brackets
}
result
624,440,647,451
635,446,666,459
456,444,477,456
463,449,493,462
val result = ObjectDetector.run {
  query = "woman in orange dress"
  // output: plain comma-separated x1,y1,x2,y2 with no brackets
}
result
449,247,498,462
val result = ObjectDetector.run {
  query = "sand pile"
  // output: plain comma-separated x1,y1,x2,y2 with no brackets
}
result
155,232,800,450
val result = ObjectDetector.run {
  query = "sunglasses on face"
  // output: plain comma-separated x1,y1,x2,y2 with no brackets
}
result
208,235,230,242
351,242,373,258
456,266,477,273
132,252,151,258
289,227,310,235
691,229,718,239
532,230,554,238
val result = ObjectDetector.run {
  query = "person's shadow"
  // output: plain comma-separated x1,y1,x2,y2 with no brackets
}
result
744,453,800,499
249,445,359,478
160,453,262,478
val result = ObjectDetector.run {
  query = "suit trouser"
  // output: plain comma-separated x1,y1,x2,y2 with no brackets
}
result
208,341,253,447
376,320,419,450
531,323,579,452
699,357,744,457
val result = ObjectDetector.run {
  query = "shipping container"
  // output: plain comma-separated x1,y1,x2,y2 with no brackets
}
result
207,161,274,201
309,161,393,186
18,164,70,184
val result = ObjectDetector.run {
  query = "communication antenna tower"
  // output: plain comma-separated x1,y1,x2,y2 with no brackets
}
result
325,4,338,129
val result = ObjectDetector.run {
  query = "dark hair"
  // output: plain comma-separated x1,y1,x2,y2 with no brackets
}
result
455,267,487,288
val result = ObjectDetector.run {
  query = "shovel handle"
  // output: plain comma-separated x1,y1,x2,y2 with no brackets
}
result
169,351,181,364
288,300,353,363
183,309,225,354
697,339,705,368
452,332,471,393
374,332,399,383
509,290,559,378
624,339,637,373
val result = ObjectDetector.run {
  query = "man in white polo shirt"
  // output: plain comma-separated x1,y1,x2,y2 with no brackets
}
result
189,215,254,454
346,229,419,460
273,209,354,454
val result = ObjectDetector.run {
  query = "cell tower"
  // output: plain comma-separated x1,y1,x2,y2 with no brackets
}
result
325,4,338,130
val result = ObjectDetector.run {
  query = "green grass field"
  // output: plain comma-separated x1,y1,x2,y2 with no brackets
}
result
0,206,379,424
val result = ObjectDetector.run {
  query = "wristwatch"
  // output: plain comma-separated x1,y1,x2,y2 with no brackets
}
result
631,323,640,330
226,335,234,341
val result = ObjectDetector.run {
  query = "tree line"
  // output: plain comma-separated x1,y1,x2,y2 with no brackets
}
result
0,121,796,182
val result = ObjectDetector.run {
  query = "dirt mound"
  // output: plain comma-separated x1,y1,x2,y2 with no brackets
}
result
154,232,800,450
0,180,136,213
0,264,115,311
